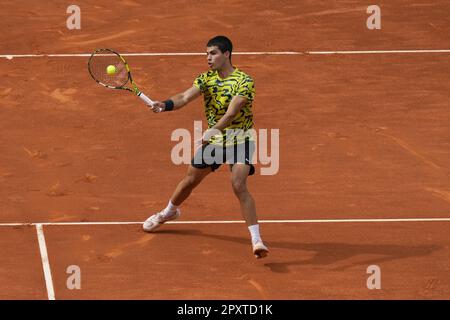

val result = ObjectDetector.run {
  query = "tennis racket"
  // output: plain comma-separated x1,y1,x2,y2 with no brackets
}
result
87,48,162,111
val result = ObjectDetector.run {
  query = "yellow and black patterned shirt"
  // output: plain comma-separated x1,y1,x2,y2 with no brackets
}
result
193,68,255,146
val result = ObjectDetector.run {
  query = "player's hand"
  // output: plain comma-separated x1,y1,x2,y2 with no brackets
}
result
149,101,165,113
194,129,213,151
200,128,220,144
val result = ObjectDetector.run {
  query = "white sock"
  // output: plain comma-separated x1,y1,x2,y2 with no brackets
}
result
248,224,262,245
163,200,178,217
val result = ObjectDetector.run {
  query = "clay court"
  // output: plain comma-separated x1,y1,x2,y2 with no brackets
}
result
1,0,449,300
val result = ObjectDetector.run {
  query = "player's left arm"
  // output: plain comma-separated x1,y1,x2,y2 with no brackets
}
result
202,95,247,140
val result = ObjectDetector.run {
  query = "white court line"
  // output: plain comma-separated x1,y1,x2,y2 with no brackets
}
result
11,216,450,301
307,49,450,54
2,217,450,227
1,49,450,59
0,52,301,59
35,224,55,300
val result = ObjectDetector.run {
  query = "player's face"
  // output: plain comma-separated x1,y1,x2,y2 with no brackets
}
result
206,46,229,70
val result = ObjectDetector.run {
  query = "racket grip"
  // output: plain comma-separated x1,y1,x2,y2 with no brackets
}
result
138,92,155,106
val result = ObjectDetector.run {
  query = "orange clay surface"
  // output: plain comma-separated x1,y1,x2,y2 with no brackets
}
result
0,0,449,299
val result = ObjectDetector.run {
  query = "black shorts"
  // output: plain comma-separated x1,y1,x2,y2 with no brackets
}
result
191,140,256,176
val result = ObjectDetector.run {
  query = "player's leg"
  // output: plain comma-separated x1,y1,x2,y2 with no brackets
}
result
231,164,256,225
143,165,212,232
170,165,212,206
169,142,223,207
143,142,220,232
159,164,212,218
230,163,268,258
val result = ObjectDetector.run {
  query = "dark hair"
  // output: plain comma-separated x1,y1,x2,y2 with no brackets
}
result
207,35,233,61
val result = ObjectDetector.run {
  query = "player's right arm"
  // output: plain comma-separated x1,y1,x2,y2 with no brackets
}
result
149,86,201,113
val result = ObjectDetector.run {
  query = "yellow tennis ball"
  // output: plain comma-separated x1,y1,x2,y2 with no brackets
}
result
106,65,116,75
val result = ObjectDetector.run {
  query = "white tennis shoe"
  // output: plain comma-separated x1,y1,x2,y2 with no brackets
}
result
252,240,269,259
143,209,180,232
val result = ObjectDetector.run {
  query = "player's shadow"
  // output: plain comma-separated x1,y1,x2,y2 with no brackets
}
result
156,228,440,274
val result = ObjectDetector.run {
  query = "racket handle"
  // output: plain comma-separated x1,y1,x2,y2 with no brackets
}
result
138,92,155,106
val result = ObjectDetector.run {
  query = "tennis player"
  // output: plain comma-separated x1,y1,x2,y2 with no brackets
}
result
143,36,269,259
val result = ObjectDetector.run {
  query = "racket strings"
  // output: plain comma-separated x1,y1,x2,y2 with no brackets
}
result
88,51,129,88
